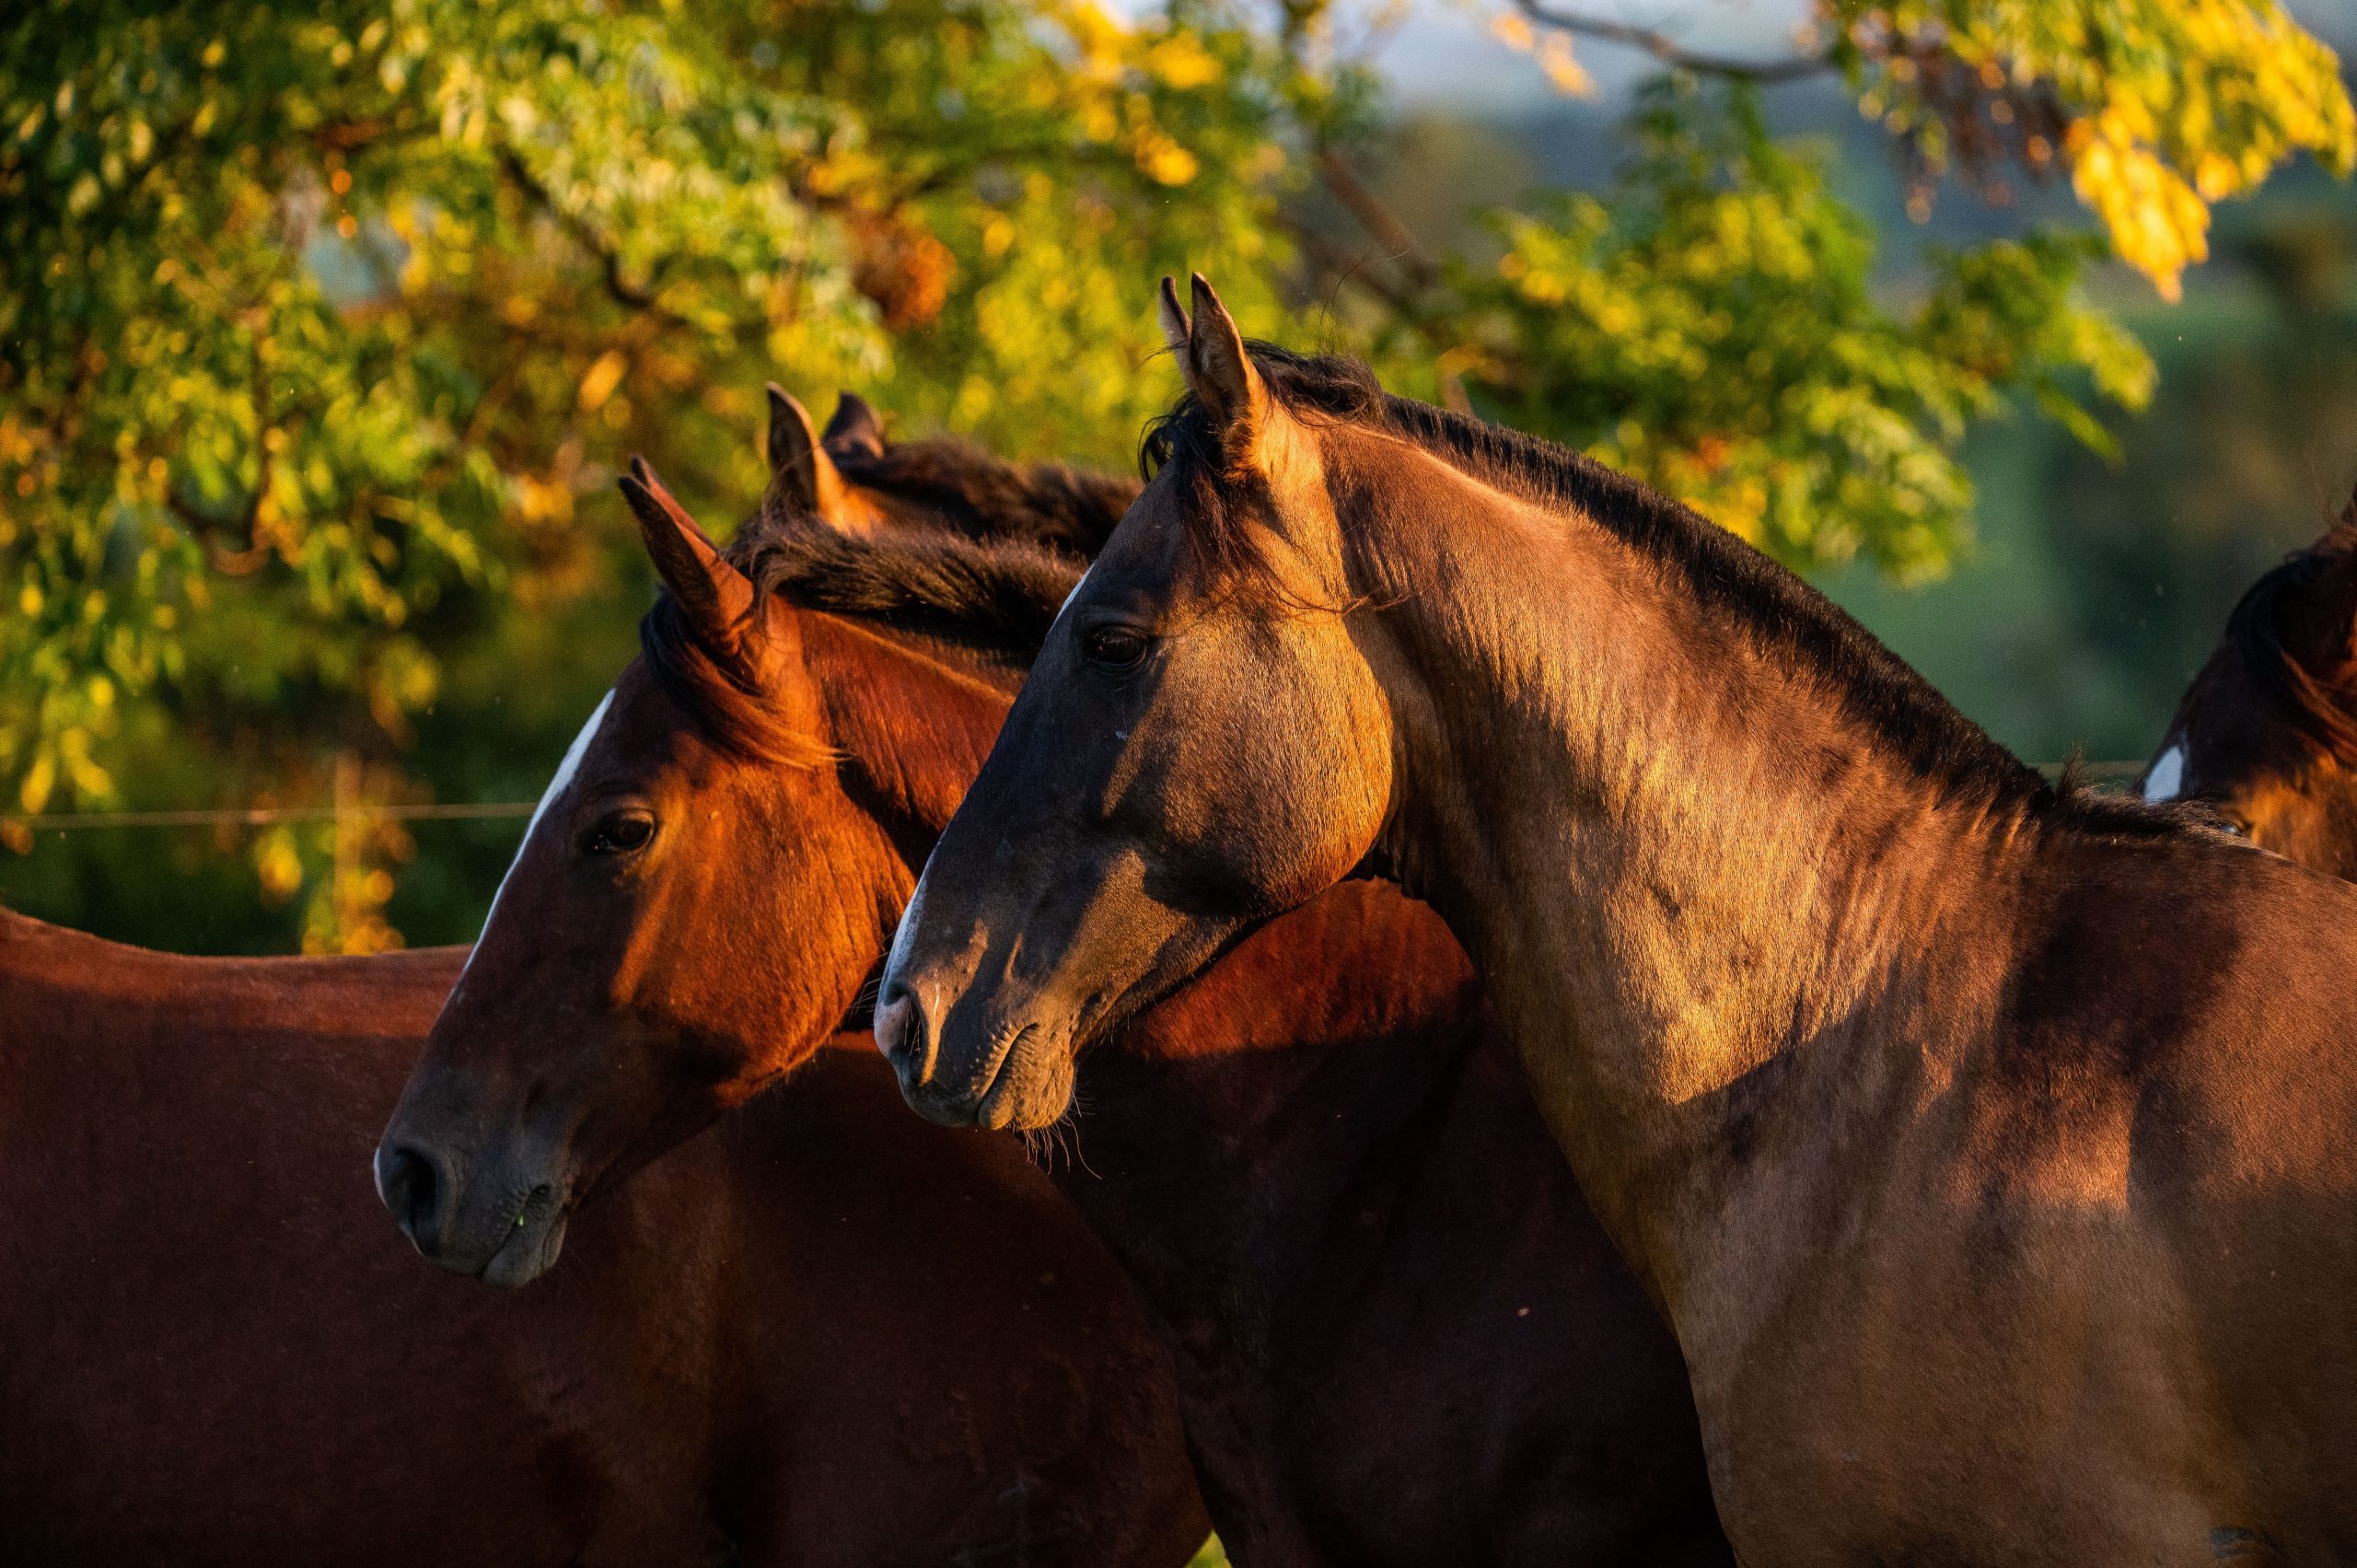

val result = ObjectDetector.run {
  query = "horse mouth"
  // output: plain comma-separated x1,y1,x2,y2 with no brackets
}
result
972,1022,1066,1132
478,1183,567,1288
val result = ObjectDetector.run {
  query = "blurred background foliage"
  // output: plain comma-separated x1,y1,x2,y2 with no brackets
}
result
1,0,2353,952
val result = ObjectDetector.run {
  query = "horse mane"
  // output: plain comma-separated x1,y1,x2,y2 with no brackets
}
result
839,437,1140,560
742,520,1084,660
2223,513,2357,764
635,490,1085,763
1144,343,2176,838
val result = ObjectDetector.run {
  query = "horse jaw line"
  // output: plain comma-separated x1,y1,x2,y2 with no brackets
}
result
2144,745,2185,805
457,689,616,981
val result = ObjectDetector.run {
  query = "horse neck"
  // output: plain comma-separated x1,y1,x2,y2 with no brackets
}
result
1335,437,2033,1305
1066,882,1483,1336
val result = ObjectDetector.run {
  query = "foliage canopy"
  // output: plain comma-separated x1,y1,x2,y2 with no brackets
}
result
0,0,2349,947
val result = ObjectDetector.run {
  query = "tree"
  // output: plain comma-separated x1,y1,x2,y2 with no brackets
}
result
1,0,2350,949
1,0,1285,947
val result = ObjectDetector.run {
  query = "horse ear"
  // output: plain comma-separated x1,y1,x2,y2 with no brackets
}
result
823,392,888,461
765,383,885,535
1169,273,1268,459
1158,275,1192,356
765,384,843,512
619,459,756,656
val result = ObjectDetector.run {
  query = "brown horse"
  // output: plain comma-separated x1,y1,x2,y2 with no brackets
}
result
0,920,1202,1566
879,275,2357,1564
2146,501,2357,877
0,401,1204,1567
379,436,1731,1562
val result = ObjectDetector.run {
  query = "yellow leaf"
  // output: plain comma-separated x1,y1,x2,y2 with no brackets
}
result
577,349,629,412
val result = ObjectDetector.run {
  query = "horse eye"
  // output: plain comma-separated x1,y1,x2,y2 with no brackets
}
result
1080,624,1150,670
580,811,656,856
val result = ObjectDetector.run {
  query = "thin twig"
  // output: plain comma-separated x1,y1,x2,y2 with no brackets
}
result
1314,148,1438,291
1281,212,1427,319
493,146,696,328
1511,0,1833,82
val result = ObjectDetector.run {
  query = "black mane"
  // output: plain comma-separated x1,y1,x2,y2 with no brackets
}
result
839,437,1141,560
2223,518,2357,763
1145,343,2179,838
740,520,1084,662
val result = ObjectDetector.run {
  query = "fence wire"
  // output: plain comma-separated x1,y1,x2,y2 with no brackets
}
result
0,760,2154,835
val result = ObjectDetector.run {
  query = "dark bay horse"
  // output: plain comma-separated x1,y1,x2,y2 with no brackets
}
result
0,398,1204,1567
878,275,2357,1564
2146,502,2357,877
379,448,1730,1562
0,918,1202,1566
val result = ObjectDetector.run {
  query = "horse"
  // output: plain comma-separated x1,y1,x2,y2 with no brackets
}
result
0,399,1205,1568
877,274,2357,1564
2145,500,2357,878
377,429,1732,1563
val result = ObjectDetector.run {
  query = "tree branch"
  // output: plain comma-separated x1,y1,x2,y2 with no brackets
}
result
1281,212,1426,319
1313,149,1438,292
1511,0,1833,83
493,146,697,329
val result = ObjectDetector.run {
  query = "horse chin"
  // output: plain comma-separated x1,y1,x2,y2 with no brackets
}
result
975,1029,1076,1133
478,1199,573,1290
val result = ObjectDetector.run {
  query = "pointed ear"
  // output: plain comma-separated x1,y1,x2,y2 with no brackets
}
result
1167,273,1268,459
1158,274,1191,356
823,391,888,461
620,458,756,657
764,384,841,511
764,383,886,535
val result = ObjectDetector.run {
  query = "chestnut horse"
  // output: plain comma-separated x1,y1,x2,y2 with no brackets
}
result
879,276,2357,1564
378,452,1730,1560
2146,501,2357,877
0,402,1205,1568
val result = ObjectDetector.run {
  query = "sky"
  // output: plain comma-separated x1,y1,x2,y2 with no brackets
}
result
1352,0,2357,110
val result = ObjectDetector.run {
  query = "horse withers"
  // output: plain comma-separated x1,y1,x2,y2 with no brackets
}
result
377,409,1730,1565
878,275,2357,1564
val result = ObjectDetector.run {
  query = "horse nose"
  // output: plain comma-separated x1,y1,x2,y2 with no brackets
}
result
375,1141,451,1257
877,986,962,1117
874,987,927,1078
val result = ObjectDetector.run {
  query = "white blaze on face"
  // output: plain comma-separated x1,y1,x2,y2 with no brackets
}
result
2143,743,2186,805
457,689,615,979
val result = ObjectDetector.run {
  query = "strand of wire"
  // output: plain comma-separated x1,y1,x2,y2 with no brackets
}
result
0,761,2154,832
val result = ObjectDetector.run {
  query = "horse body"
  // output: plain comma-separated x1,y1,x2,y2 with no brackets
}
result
1354,469,2357,1562
876,280,2357,1562
0,911,1202,1566
381,426,1729,1566
1070,880,1727,1567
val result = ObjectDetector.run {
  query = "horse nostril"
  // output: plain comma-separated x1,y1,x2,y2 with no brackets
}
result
376,1144,446,1253
874,988,932,1086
